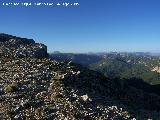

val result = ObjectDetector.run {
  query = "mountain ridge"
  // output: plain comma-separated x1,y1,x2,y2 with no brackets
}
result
0,34,160,119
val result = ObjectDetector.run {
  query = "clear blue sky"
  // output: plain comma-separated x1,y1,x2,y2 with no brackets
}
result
0,0,160,53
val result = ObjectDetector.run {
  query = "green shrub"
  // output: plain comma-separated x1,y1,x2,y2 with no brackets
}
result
4,84,18,93
4,85,14,93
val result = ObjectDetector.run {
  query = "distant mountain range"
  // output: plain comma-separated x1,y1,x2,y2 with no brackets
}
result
50,52,160,85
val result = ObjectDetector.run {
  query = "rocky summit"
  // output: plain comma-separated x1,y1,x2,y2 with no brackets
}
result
0,34,160,120
0,33,48,58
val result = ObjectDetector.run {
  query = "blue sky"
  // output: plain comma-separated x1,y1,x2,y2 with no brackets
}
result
0,0,160,53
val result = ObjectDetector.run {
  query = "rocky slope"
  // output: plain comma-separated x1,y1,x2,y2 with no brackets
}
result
0,34,160,120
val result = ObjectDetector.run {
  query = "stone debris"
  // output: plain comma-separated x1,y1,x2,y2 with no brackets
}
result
80,94,89,101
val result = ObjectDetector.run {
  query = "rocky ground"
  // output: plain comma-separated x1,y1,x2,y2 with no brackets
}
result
0,34,160,120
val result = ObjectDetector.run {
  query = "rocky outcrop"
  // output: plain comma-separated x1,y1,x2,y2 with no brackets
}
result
0,33,48,58
151,66,160,73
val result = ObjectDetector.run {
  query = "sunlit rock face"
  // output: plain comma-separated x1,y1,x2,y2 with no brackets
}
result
0,33,48,58
151,66,160,73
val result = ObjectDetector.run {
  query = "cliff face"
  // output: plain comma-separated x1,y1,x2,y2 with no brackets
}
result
0,33,48,58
